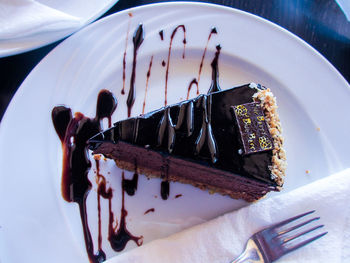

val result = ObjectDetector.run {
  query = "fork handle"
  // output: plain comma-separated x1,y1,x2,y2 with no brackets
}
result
230,239,265,263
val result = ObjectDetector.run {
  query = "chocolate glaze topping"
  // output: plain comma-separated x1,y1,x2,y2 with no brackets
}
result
194,94,218,163
157,99,194,154
127,24,144,117
157,107,176,153
89,85,275,185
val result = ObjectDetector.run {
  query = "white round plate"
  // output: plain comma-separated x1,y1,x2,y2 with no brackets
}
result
0,0,118,57
1,2,349,262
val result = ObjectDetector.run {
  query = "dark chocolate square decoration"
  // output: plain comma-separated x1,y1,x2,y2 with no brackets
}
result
232,102,273,155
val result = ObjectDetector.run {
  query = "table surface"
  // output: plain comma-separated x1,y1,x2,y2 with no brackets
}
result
0,0,349,122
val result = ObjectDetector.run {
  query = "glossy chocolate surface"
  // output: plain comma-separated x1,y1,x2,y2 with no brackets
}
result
89,85,275,185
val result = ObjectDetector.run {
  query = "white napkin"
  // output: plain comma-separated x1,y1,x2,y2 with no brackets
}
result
107,169,350,263
0,0,81,40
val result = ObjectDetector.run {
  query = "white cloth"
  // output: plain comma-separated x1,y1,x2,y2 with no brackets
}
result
0,0,81,40
107,169,350,263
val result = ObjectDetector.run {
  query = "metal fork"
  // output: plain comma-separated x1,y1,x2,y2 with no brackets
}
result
231,210,327,263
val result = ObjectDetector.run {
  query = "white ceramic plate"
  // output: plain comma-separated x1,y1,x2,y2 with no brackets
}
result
0,0,118,57
1,2,349,262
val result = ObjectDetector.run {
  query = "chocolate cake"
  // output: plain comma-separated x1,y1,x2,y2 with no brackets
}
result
88,83,286,202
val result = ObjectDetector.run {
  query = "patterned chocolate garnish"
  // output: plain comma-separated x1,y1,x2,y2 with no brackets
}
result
232,102,273,155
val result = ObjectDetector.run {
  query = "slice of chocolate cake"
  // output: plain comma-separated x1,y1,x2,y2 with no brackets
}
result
88,83,286,202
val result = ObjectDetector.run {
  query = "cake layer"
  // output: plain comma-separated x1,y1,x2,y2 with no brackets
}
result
94,140,276,201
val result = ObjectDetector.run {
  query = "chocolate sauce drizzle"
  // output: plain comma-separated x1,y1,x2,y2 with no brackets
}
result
160,181,170,200
122,170,139,196
144,208,155,215
121,13,133,95
186,78,198,99
109,172,143,252
95,159,111,260
159,30,164,40
52,90,117,263
185,27,217,99
198,27,217,86
96,90,118,127
53,90,142,262
165,25,186,106
127,24,144,117
142,55,153,114
51,106,72,142
52,22,225,262
208,45,222,94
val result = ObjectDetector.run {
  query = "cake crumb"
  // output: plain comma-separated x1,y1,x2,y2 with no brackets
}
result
154,195,158,198
93,154,102,161
305,170,310,174
316,127,320,131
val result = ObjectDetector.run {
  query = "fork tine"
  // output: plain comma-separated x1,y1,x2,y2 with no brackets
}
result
282,224,324,243
283,231,328,254
278,217,320,236
271,210,315,230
